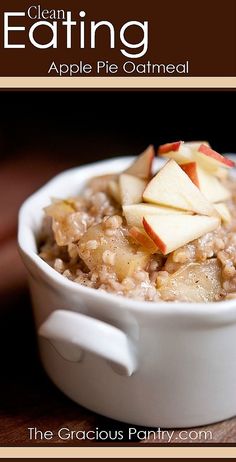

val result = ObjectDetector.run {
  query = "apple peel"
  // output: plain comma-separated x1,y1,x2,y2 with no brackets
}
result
143,214,220,255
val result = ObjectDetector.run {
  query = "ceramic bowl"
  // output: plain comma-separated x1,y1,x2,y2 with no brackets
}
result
18,157,236,427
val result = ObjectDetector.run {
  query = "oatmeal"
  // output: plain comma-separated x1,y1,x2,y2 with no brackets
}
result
39,142,236,302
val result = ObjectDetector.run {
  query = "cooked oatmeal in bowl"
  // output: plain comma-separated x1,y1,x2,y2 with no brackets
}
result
39,141,236,303
19,142,236,428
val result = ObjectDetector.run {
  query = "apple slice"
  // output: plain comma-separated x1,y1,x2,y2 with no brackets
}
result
195,166,231,203
214,203,232,224
123,203,191,228
180,162,231,203
108,180,121,204
180,162,199,187
143,214,220,255
129,226,159,253
143,159,217,216
184,141,210,148
119,174,147,205
158,140,233,177
158,141,183,154
194,144,235,172
158,140,210,158
158,140,193,164
124,145,155,179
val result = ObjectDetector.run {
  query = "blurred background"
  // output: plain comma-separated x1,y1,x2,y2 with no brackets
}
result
0,90,236,444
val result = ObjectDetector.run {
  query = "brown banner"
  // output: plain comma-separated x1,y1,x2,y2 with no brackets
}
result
0,0,235,77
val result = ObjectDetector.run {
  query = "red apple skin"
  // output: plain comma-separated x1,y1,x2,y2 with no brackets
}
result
143,218,166,254
129,226,158,252
198,144,235,167
158,141,183,155
180,162,200,188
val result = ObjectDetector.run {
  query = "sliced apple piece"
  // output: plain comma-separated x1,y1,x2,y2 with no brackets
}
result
194,144,235,172
214,203,232,224
158,141,183,154
180,162,200,187
124,145,154,179
119,174,147,206
180,162,231,203
158,140,193,164
158,139,233,177
195,167,231,203
108,180,121,204
143,214,220,255
184,140,210,149
182,162,229,180
158,259,222,302
123,203,191,228
143,159,217,216
129,226,159,253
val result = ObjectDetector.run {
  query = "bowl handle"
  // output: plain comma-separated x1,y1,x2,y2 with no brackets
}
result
38,310,137,376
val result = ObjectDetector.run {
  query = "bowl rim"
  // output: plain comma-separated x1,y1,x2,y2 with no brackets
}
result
18,155,236,319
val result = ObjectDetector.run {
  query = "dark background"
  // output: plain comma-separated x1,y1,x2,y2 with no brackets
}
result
0,91,235,161
1,90,236,445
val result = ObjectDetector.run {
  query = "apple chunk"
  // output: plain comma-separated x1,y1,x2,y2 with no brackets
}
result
119,174,147,205
87,173,118,192
180,162,231,203
180,162,199,187
158,140,210,160
78,223,149,281
158,259,222,302
129,226,159,253
158,141,183,154
194,144,235,171
143,214,220,255
214,203,232,224
124,145,155,179
158,140,231,178
158,140,193,164
184,141,211,149
143,159,217,216
108,179,121,204
123,203,191,228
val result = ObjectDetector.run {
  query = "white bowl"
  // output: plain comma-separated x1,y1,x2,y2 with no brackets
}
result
18,157,236,427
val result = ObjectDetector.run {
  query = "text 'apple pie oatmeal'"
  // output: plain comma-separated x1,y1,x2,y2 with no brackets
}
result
39,141,236,303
